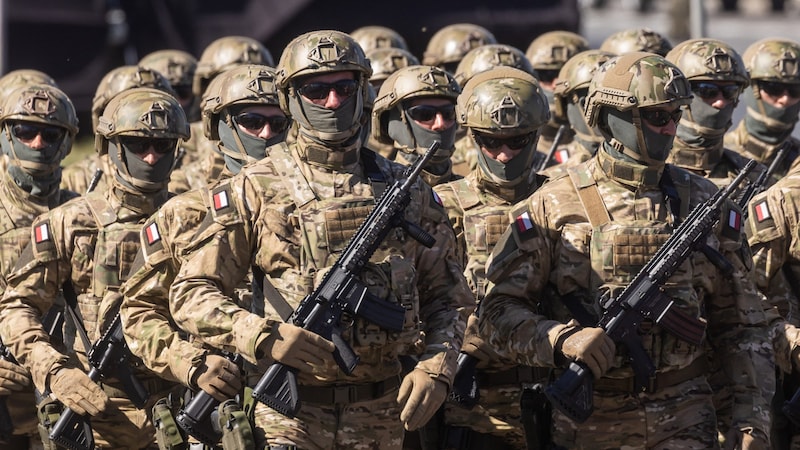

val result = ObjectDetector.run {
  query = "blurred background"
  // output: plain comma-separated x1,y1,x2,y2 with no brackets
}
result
0,0,797,151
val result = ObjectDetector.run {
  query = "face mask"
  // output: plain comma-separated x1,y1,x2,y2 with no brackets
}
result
476,140,535,183
109,141,175,192
567,101,603,149
293,93,359,135
605,108,673,164
744,87,800,144
1,128,63,175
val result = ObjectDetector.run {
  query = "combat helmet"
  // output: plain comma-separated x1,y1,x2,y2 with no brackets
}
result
277,29,372,143
193,36,275,99
95,88,189,191
525,31,589,81
422,23,497,72
0,83,79,173
351,25,409,53
140,49,200,120
599,28,673,57
457,67,549,188
553,50,616,121
742,37,800,86
0,69,57,99
454,44,537,87
367,47,420,90
92,65,176,131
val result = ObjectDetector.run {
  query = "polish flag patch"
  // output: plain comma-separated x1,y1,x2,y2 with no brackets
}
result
727,209,741,231
145,222,161,245
754,201,771,222
213,190,229,210
516,211,534,233
555,149,570,164
432,190,443,206
34,223,50,243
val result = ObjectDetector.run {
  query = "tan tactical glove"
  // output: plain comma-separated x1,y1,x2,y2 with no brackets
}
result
551,326,615,379
397,369,448,431
258,323,335,374
191,354,242,402
723,427,768,450
49,367,109,416
0,359,31,395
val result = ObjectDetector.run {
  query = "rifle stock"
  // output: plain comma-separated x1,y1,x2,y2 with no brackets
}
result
252,142,440,418
545,160,756,423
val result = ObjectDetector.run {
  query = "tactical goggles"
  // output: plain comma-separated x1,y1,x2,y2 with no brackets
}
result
297,79,358,100
639,108,683,127
690,82,740,101
118,136,177,155
472,131,535,150
405,104,456,122
235,112,290,133
759,81,800,99
10,121,66,144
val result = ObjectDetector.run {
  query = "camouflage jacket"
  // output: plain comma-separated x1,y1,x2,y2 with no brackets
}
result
746,166,800,373
479,148,770,434
668,137,768,190
61,152,193,195
179,141,229,192
170,137,473,387
0,180,169,394
725,120,800,182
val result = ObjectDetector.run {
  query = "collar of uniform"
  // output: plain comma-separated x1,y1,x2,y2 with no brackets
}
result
734,122,785,164
670,136,724,172
297,133,360,170
596,146,662,190
110,180,169,218
475,167,538,204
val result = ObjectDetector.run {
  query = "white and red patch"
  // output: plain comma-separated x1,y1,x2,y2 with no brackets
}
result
34,223,50,243
213,190,229,210
145,222,161,245
432,190,443,206
754,201,771,222
516,211,534,233
727,209,741,231
555,149,570,164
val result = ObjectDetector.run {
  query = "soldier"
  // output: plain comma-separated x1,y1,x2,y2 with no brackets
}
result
167,29,472,449
371,65,462,186
0,83,79,448
665,38,758,188
181,35,276,190
422,23,497,75
434,67,549,449
599,28,673,57
725,38,800,182
450,44,537,176
120,64,287,449
478,52,771,449
139,49,201,123
351,25,410,53
525,30,589,169
544,49,616,179
0,87,190,448
60,65,180,195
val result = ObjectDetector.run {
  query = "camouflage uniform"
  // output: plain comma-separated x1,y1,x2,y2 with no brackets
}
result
479,53,771,449
0,87,190,449
169,30,473,450
724,38,800,182
0,83,79,447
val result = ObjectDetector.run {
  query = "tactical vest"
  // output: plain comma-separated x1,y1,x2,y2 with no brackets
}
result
253,144,424,355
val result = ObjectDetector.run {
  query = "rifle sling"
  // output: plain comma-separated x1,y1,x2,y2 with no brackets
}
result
62,281,94,356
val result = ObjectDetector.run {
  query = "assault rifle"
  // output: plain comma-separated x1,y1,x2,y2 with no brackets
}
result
738,142,789,216
545,160,757,423
252,142,440,418
49,313,149,450
0,341,16,443
448,349,480,409
175,352,243,447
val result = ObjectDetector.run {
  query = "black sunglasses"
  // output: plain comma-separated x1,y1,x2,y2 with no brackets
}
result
472,131,535,150
405,104,456,122
639,108,683,127
235,112,290,133
119,136,177,155
759,81,800,99
691,82,740,101
10,121,66,144
297,79,358,100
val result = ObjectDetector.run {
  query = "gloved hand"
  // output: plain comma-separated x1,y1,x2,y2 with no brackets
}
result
191,354,242,402
0,359,31,395
723,428,768,450
553,326,615,379
397,369,448,431
49,367,109,416
461,334,494,370
258,323,335,374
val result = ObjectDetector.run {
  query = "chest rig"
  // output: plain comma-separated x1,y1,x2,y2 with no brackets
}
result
563,165,703,370
268,145,422,355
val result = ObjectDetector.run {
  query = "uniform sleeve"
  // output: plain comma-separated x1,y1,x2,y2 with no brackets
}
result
121,215,206,387
169,177,277,365
0,217,71,393
478,198,567,368
411,185,474,386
